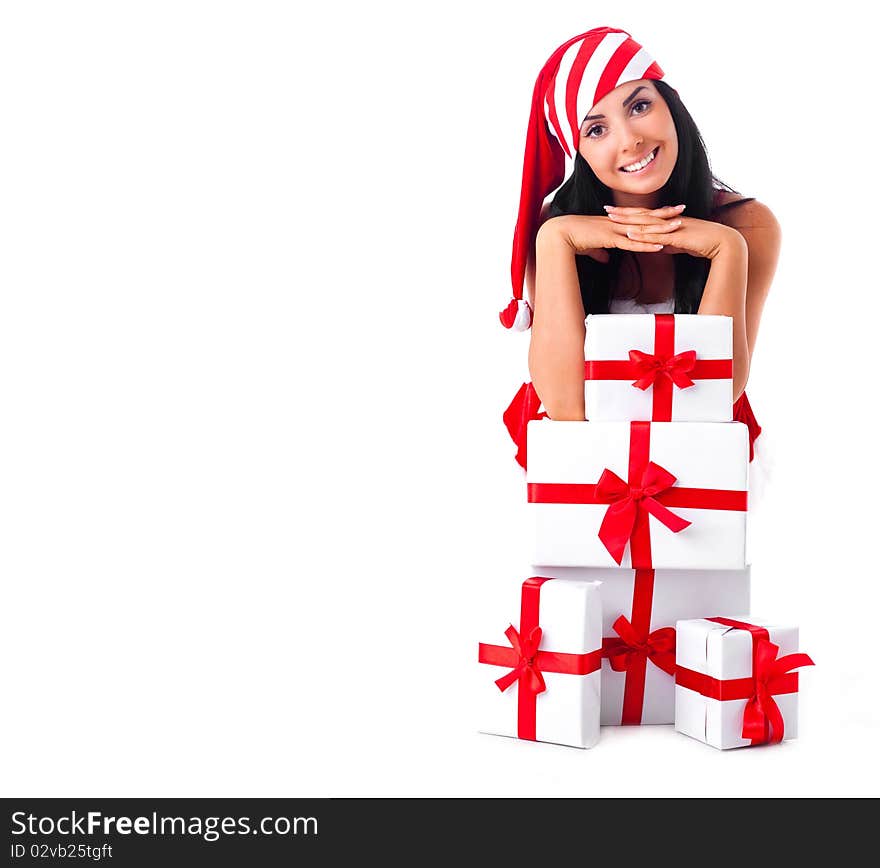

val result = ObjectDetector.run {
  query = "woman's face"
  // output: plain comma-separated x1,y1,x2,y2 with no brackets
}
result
577,79,678,199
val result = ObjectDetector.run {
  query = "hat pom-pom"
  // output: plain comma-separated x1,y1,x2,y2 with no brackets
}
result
499,297,532,331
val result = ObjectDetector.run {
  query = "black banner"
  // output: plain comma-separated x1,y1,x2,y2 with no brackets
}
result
1,797,861,864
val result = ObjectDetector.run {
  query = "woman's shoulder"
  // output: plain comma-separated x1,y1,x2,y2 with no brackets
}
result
711,189,779,231
711,188,754,215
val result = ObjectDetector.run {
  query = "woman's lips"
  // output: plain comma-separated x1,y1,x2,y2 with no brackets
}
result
619,146,660,174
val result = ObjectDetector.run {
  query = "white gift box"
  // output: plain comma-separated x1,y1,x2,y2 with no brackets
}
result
529,567,750,725
675,616,814,749
584,314,733,422
477,577,602,749
528,420,749,569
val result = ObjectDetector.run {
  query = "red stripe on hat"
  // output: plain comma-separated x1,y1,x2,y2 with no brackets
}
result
543,31,601,163
594,38,641,109
565,35,604,158
643,61,664,79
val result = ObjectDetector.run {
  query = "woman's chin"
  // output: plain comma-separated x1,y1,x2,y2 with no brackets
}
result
612,170,671,195
611,180,668,197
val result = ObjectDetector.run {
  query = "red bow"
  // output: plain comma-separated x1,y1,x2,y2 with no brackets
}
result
743,639,815,744
629,349,697,391
493,625,546,695
596,461,692,564
602,615,677,676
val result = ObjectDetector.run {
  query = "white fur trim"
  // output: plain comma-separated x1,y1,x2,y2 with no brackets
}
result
512,299,532,331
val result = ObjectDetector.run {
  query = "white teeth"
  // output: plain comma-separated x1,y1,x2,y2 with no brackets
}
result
621,148,656,172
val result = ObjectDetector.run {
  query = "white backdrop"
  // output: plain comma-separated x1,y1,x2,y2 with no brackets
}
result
1,1,877,797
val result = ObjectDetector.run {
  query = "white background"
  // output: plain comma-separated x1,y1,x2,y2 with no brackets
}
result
1,1,877,797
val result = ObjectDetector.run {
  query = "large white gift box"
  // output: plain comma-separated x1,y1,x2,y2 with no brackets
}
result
675,616,815,749
528,567,750,725
584,314,733,422
528,419,749,569
477,577,602,749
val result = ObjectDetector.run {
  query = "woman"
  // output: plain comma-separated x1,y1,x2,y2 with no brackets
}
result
501,27,780,472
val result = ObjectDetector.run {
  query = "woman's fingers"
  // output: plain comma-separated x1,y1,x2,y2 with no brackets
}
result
625,228,680,244
622,219,682,235
607,212,681,228
605,204,685,216
605,217,674,236
615,236,665,252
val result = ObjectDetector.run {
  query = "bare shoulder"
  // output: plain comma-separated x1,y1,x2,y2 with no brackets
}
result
714,196,780,232
718,200,782,306
715,197,781,271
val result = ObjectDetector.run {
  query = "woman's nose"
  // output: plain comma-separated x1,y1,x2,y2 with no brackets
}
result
622,130,644,154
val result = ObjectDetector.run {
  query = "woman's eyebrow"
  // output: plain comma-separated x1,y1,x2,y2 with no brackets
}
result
582,86,648,123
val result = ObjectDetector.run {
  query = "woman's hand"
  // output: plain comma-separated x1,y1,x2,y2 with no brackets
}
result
537,208,687,263
605,205,744,260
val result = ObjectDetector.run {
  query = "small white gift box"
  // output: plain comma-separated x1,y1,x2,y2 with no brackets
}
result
477,577,602,749
675,616,815,749
528,420,749,569
584,314,733,422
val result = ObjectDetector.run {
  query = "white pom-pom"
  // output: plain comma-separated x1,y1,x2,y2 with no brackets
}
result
511,299,532,331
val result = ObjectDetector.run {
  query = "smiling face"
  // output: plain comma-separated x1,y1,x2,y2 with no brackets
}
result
577,79,678,206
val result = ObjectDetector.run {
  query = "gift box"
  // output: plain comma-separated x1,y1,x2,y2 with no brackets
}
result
584,313,733,422
528,566,750,725
477,577,603,749
528,419,749,569
675,616,815,749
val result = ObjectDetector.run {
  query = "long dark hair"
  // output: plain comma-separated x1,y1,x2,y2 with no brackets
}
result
546,80,743,315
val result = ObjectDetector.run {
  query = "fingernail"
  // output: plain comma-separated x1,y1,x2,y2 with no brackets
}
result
603,205,613,211
676,204,686,210
672,220,681,227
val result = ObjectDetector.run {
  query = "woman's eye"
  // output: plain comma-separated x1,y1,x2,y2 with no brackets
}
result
584,100,651,138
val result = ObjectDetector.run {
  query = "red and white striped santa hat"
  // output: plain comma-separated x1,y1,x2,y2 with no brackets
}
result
499,27,665,331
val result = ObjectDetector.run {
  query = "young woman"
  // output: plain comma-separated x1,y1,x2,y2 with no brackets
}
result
500,27,780,472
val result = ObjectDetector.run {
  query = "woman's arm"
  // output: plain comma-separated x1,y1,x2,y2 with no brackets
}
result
725,201,782,364
699,201,782,400
527,222,587,420
696,231,750,399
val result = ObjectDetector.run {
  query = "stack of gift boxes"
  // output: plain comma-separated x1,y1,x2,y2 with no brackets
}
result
478,313,814,750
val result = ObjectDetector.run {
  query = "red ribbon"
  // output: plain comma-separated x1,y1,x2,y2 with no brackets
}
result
502,382,548,471
528,421,747,568
599,569,676,725
733,391,762,461
584,314,733,420
478,577,602,741
675,617,815,745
